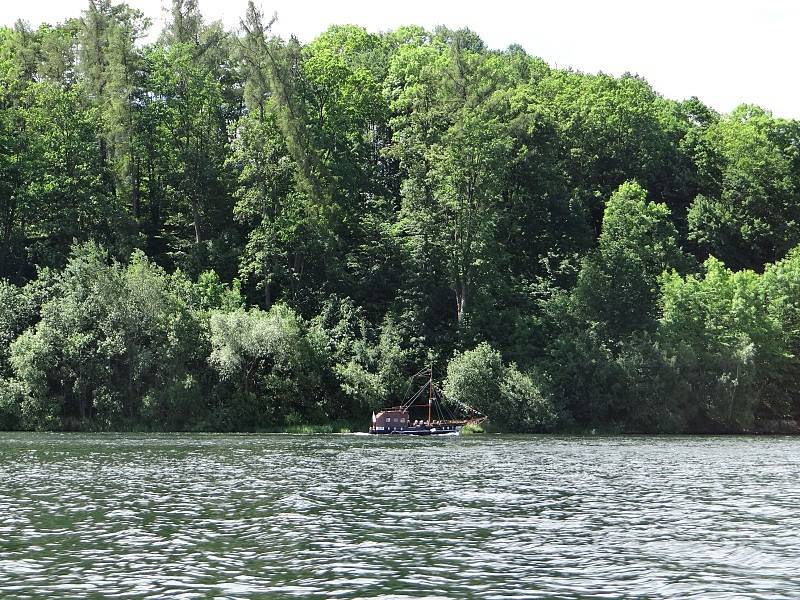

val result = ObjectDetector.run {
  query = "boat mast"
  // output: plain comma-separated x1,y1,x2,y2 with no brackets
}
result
427,365,433,426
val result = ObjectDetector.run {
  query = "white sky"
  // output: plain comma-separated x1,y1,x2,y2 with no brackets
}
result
3,0,799,119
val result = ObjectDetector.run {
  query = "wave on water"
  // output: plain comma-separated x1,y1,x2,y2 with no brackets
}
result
1,433,799,598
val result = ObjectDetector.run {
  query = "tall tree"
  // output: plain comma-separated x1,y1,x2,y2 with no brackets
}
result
17,81,117,269
687,105,800,270
574,180,690,337
79,0,150,222
145,43,229,251
388,32,514,326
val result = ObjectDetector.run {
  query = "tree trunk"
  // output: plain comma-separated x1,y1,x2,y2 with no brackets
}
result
131,159,140,220
2,195,15,259
290,252,303,295
456,282,468,323
192,199,202,244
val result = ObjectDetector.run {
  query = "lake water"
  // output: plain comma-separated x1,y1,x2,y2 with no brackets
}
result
1,433,799,598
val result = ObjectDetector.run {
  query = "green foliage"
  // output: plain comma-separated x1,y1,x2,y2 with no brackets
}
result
536,72,693,226
575,180,690,337
0,280,35,376
145,42,230,253
499,365,559,432
194,269,243,312
17,81,120,268
445,342,558,432
209,304,328,428
658,257,782,431
459,422,484,435
8,243,207,430
444,342,504,416
310,298,413,415
3,7,800,433
687,106,800,269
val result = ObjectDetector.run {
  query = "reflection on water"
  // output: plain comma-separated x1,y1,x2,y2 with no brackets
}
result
1,433,799,598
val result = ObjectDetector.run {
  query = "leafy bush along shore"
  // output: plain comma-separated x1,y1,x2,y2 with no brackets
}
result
3,2,800,433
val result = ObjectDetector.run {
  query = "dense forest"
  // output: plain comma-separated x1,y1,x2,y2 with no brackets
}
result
2,0,800,433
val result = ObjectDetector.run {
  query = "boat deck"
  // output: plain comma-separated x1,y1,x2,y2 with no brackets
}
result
369,423,460,435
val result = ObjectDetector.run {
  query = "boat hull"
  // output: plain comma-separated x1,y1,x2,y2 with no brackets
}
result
369,424,460,436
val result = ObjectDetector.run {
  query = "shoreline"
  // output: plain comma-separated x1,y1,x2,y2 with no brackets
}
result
2,427,800,436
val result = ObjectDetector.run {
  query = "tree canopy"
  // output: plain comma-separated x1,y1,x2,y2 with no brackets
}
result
2,1,800,433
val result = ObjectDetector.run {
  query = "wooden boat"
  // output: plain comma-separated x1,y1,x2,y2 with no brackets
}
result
368,367,485,435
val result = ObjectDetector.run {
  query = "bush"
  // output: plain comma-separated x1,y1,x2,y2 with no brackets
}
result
444,342,503,418
499,365,559,432
209,304,328,427
7,243,213,430
445,342,559,432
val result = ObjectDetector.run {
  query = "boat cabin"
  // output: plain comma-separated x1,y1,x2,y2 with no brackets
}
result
372,410,409,432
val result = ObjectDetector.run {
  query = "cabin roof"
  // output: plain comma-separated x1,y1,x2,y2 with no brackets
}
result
375,409,408,417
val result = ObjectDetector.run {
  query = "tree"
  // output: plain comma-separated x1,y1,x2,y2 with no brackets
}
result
444,341,557,431
162,0,201,46
7,5,800,435
759,248,800,421
574,180,689,337
536,71,690,230
499,364,558,432
209,304,326,427
8,243,208,430
687,105,800,270
427,108,513,323
144,43,230,256
17,82,119,269
388,33,514,325
0,81,25,278
444,342,503,418
0,280,34,377
79,0,150,220
658,257,782,431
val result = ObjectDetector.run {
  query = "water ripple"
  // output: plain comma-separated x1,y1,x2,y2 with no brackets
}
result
1,433,800,598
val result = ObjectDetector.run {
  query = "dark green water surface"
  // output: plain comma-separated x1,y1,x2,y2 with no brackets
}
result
1,433,798,598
